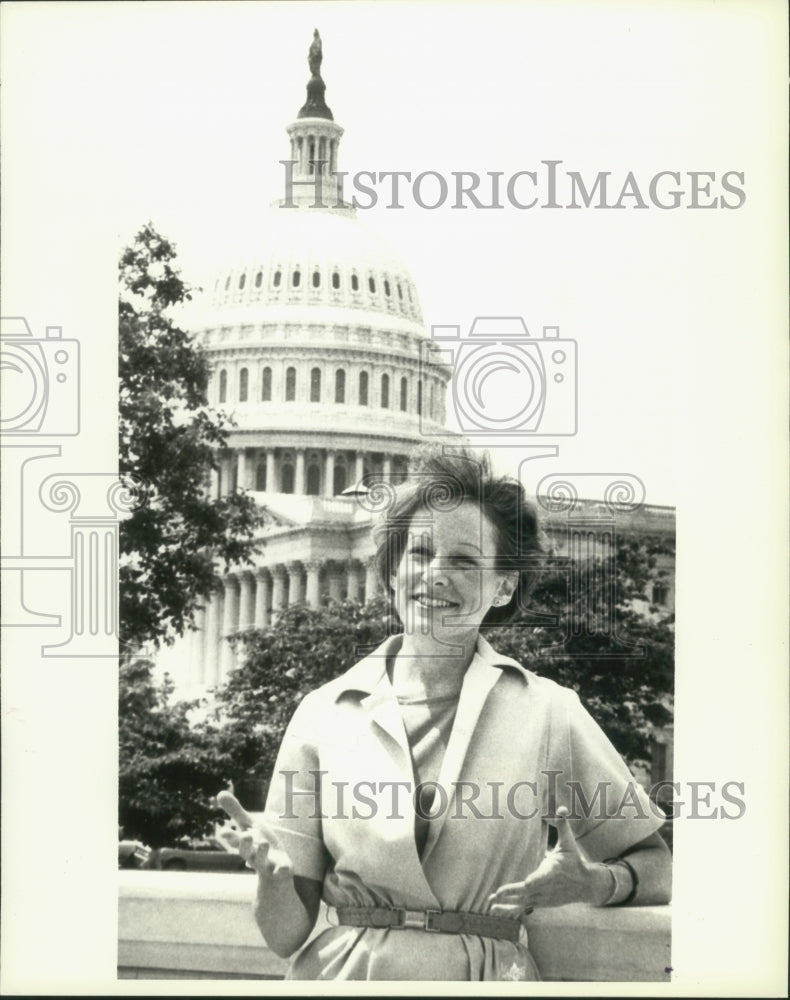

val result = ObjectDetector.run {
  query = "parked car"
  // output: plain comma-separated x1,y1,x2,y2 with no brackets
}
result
150,833,250,873
118,839,153,870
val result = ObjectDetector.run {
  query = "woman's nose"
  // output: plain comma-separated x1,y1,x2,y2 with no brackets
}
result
423,555,449,585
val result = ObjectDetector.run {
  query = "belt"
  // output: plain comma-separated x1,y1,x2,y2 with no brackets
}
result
336,905,521,943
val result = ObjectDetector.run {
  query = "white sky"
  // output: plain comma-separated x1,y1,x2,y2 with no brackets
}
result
1,2,788,994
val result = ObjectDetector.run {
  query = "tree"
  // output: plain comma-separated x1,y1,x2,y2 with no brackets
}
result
118,658,233,847
119,223,264,653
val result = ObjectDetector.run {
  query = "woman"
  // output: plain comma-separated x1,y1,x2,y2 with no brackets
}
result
219,447,671,981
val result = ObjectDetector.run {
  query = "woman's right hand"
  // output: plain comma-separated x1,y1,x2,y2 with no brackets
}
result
217,790,294,881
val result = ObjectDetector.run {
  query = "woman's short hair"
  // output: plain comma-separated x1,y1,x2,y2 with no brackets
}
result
372,445,547,625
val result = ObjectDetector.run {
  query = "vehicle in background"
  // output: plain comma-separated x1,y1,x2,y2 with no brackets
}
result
149,832,250,873
118,840,153,870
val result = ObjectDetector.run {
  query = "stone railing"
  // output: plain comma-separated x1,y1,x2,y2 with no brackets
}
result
118,872,671,982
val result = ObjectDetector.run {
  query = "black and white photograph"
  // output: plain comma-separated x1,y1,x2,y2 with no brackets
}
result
0,1,787,994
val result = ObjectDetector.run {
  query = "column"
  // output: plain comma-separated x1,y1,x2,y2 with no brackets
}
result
305,559,322,608
212,585,225,686
347,560,363,602
210,467,220,499
254,570,271,629
365,557,379,603
238,571,255,630
324,450,335,497
271,566,287,619
200,591,215,686
295,449,306,495
65,522,117,652
188,603,207,689
265,449,275,495
355,451,365,487
237,449,247,490
383,454,393,482
220,575,239,681
327,562,343,604
287,562,305,605
37,472,149,657
536,471,645,656
255,569,271,627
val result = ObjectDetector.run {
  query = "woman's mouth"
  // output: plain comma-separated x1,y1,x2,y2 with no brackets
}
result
412,594,458,610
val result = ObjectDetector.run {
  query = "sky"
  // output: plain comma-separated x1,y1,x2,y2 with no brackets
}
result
1,2,788,995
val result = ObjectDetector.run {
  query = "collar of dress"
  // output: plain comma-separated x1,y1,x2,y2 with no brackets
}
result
329,632,532,865
332,632,531,702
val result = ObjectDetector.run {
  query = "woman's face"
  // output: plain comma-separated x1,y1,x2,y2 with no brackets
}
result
392,500,516,637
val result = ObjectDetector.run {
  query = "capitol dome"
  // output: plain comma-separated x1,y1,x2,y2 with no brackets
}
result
160,31,455,695
190,36,452,499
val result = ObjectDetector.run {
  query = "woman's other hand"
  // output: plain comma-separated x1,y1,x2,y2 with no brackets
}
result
486,807,613,915
217,790,294,881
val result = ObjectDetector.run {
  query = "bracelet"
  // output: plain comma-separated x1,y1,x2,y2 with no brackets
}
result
603,857,639,907
600,861,629,906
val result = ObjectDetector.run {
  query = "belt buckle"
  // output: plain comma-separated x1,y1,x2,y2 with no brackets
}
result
397,908,441,931
398,909,425,929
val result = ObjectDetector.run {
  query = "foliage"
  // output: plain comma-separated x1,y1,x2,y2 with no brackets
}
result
118,658,235,847
118,223,264,653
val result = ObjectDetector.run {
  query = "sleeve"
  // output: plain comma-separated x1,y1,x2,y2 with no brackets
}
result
547,687,666,862
262,691,332,883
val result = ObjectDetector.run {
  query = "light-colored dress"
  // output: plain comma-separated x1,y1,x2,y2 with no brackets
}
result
263,633,665,981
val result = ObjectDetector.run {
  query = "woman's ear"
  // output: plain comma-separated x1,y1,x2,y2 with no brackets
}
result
495,573,518,605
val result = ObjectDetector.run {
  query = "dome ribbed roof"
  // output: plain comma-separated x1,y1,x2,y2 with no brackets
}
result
199,207,424,331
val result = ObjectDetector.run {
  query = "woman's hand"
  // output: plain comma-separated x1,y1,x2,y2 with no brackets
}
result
217,790,294,881
486,807,613,916
217,791,321,958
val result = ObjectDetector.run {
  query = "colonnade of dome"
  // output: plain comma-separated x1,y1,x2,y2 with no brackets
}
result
184,556,383,690
212,445,410,498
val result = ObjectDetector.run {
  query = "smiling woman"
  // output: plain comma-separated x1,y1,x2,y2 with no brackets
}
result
219,446,671,981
